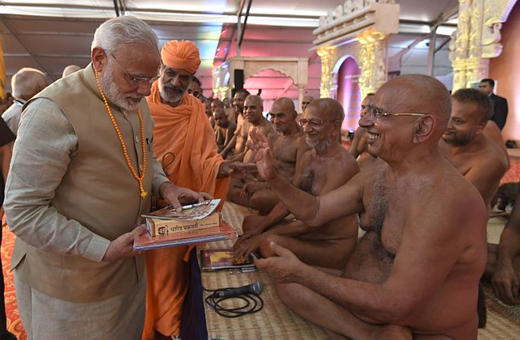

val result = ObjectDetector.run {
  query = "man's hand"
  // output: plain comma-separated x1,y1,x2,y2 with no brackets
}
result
159,182,213,212
254,242,304,283
247,128,277,180
103,225,147,262
218,161,258,179
233,234,266,259
491,262,520,305
240,180,268,197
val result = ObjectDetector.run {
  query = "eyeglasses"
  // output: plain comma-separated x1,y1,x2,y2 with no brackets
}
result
108,52,159,85
365,105,427,120
298,118,339,128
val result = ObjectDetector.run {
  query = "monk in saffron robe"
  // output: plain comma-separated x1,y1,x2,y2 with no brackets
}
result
143,40,252,339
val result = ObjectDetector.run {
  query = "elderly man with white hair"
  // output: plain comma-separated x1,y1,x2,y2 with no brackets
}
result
3,16,206,339
2,67,48,135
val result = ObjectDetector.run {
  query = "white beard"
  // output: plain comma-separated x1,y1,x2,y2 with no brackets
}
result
159,82,185,105
98,62,143,111
306,136,332,152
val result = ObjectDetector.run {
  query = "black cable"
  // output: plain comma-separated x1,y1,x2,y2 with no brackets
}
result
203,286,264,318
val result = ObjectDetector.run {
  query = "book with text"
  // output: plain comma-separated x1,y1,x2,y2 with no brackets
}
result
134,220,236,251
146,212,221,237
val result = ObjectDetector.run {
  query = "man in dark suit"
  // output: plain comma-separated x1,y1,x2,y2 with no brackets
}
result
479,78,509,130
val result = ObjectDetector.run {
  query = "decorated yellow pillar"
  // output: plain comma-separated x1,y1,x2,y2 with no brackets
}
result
313,1,399,100
317,46,336,99
450,0,518,91
357,30,388,99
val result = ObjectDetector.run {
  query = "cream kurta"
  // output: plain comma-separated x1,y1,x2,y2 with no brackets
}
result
4,65,169,338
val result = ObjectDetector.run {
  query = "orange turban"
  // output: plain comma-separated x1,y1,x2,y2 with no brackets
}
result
161,40,201,74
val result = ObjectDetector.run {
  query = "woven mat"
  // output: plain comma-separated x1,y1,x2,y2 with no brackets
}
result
203,202,520,339
203,202,327,339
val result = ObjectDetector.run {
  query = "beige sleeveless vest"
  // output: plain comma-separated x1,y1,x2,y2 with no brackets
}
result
11,65,154,302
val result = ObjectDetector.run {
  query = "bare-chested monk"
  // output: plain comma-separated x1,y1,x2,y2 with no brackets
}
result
350,93,376,169
233,99,359,269
484,120,509,167
203,97,215,128
301,95,315,114
440,88,508,208
220,89,250,158
214,107,236,154
250,75,487,339
298,94,315,121
234,97,308,212
227,95,278,212
484,189,520,306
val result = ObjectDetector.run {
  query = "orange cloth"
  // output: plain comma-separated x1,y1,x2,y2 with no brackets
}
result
161,40,201,74
142,82,230,339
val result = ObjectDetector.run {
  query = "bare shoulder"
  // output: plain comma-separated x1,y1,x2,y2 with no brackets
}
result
481,136,508,171
414,166,487,232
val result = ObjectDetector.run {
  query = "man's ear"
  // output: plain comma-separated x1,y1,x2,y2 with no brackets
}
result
92,47,108,73
475,120,487,135
413,115,435,143
332,119,342,135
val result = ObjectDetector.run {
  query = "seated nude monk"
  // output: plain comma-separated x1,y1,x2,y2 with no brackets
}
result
220,89,251,159
349,93,376,169
485,189,520,305
233,99,359,269
235,98,308,213
250,75,487,339
439,88,508,208
227,96,282,213
203,97,215,128
214,107,236,153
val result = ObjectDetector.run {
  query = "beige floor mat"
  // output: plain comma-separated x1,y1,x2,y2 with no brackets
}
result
201,202,520,339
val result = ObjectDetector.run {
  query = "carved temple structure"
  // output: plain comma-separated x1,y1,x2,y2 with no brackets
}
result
450,0,517,91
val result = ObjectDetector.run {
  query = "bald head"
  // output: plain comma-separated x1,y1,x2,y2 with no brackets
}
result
244,95,264,125
245,95,263,108
214,107,229,127
301,98,344,152
307,98,345,122
273,97,295,112
374,75,451,136
211,99,225,113
62,65,82,78
302,95,315,113
271,97,298,134
11,68,49,101
361,93,375,116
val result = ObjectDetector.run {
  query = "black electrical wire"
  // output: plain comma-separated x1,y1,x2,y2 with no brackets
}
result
203,286,264,318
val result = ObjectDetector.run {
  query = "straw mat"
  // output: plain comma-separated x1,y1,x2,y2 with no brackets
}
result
202,202,520,340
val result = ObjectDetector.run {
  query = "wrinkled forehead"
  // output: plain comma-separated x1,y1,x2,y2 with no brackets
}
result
271,102,292,115
116,44,161,71
304,103,329,119
161,66,192,76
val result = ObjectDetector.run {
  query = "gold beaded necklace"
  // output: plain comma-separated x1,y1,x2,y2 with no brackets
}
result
94,70,147,198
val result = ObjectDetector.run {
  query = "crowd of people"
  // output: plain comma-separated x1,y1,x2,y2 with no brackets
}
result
0,15,518,340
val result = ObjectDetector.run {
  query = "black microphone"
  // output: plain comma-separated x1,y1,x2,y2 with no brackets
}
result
212,281,263,298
